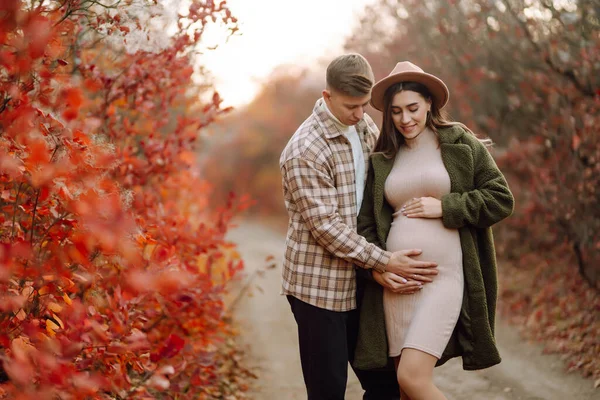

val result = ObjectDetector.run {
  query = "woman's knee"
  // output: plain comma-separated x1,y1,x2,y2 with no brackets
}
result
396,356,433,393
396,362,424,391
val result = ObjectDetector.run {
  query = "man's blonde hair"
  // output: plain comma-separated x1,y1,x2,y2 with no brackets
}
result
326,53,374,97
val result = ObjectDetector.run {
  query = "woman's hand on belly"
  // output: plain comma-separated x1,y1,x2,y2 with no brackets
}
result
373,271,423,294
401,197,442,219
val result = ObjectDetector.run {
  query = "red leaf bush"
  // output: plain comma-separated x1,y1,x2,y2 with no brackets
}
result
0,1,251,398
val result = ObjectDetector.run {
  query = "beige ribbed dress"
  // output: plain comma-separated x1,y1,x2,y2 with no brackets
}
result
384,128,464,358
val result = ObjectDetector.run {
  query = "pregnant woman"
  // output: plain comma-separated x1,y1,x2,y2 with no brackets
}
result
352,62,514,400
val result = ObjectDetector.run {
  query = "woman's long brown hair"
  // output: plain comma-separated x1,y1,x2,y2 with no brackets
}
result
373,81,490,159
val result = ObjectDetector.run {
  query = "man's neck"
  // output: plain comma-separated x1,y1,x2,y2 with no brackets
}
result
322,99,350,129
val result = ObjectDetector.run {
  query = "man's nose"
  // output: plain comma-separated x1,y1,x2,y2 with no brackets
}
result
354,107,364,120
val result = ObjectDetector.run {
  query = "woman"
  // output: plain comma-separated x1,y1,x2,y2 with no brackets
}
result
352,61,514,400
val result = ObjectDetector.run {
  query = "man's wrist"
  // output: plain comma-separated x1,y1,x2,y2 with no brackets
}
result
366,247,391,274
373,262,386,274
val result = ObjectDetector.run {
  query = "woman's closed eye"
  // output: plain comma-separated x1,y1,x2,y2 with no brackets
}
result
392,108,419,115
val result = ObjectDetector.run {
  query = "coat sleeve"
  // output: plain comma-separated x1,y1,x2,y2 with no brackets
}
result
356,159,383,280
281,156,391,271
441,137,515,229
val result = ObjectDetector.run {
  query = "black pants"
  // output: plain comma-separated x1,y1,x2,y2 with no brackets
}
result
287,295,400,400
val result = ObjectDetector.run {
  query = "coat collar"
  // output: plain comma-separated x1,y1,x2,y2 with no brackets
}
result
438,125,466,144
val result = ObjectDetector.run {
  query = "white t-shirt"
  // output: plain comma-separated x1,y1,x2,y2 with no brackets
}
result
322,101,365,214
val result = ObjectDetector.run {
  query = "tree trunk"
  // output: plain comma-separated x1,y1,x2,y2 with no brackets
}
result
573,242,600,290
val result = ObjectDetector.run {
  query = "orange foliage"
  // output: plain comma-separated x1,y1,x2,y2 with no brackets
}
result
0,0,251,398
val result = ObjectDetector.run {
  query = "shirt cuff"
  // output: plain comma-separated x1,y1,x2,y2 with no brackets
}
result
366,245,391,274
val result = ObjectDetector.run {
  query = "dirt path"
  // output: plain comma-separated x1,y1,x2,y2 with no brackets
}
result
225,221,597,400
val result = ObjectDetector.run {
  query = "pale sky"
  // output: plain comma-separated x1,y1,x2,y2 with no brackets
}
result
200,0,376,108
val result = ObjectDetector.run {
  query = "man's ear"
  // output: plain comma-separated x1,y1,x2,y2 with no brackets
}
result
322,89,331,101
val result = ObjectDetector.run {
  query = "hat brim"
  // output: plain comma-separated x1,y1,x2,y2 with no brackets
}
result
370,71,449,111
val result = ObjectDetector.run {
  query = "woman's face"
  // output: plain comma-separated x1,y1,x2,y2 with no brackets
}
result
390,90,432,141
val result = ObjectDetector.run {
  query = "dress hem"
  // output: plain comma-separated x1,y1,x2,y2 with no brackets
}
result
389,344,442,359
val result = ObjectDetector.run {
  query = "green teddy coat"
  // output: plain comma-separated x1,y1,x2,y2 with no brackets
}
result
352,125,514,371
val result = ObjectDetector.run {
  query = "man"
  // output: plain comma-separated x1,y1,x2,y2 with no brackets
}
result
279,54,438,400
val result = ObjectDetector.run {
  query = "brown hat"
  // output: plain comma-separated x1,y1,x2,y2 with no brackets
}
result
370,61,450,111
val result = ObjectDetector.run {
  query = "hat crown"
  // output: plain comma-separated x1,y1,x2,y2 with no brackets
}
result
370,60,450,111
389,61,424,76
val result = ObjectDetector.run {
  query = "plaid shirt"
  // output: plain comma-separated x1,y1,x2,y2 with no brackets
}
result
279,99,391,311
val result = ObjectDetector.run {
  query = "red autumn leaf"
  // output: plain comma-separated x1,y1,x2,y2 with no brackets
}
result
39,186,50,202
178,150,196,165
150,333,185,362
62,107,78,121
25,16,52,58
60,87,84,121
4,358,35,386
83,77,102,91
64,87,83,109
0,335,10,348
27,139,51,164
72,129,91,146
70,235,91,263
571,134,581,151
212,91,221,105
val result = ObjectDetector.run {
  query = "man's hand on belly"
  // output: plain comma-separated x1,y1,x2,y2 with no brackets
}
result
386,249,439,283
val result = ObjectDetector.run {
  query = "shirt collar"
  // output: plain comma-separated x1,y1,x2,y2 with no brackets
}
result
313,98,367,140
321,100,348,130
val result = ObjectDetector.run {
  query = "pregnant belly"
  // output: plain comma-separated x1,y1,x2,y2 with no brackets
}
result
386,214,462,265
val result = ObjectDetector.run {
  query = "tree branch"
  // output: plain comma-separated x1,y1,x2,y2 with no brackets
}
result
502,0,595,97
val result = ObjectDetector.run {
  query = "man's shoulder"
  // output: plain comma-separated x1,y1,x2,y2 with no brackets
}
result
280,113,331,167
